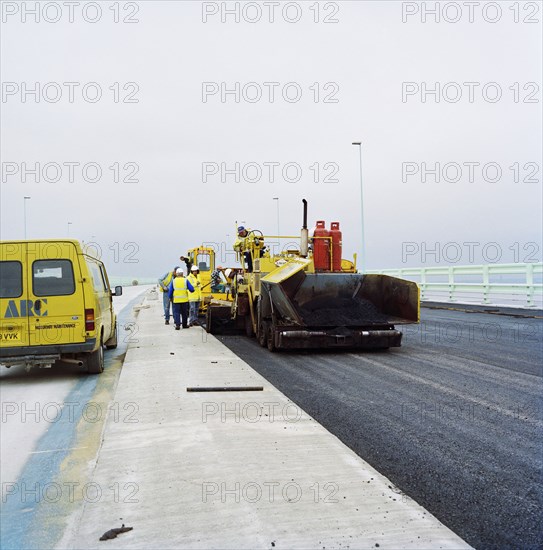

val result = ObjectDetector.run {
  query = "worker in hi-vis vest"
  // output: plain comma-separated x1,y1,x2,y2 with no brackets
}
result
233,226,253,272
168,268,194,330
187,265,202,326
158,265,179,325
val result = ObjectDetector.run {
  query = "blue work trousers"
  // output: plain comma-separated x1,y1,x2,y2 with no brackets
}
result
189,301,201,325
172,302,189,328
163,292,172,320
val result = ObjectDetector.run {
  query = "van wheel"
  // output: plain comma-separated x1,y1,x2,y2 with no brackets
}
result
105,324,118,350
87,342,104,374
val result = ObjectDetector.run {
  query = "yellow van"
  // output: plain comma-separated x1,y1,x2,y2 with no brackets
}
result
0,240,122,374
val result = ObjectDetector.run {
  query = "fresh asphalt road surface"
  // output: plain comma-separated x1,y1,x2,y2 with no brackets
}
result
218,307,543,550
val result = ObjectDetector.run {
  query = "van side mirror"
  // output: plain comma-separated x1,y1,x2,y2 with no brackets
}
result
112,285,123,296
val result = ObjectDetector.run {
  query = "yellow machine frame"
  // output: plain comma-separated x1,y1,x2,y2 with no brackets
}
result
184,246,234,312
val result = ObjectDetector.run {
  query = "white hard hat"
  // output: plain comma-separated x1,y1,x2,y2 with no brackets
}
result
191,265,198,271
224,268,233,278
176,268,184,275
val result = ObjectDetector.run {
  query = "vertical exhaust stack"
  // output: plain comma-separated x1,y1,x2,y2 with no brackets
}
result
301,199,308,257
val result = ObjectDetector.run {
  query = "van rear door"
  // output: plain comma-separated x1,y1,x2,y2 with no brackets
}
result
0,242,29,348
26,242,86,347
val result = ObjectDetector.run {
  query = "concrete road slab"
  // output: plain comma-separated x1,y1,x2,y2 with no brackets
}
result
63,296,471,549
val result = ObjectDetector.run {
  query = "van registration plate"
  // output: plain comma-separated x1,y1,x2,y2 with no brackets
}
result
0,332,21,342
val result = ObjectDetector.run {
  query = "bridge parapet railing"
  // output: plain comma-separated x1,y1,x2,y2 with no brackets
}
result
109,277,157,287
366,263,543,308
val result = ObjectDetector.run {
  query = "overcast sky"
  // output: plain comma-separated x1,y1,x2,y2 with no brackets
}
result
1,0,541,278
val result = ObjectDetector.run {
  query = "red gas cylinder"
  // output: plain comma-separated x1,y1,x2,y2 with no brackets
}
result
330,222,342,272
313,220,330,271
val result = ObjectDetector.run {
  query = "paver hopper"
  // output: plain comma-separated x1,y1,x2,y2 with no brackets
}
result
256,259,419,350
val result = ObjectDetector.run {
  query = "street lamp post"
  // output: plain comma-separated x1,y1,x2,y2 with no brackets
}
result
272,197,280,237
352,142,365,273
67,222,72,237
23,196,31,239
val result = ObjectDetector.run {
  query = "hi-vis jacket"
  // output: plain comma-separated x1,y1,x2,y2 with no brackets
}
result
187,274,202,302
168,276,194,303
158,271,174,292
233,228,253,253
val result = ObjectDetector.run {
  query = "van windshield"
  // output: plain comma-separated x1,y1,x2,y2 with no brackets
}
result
0,261,22,298
33,260,75,296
